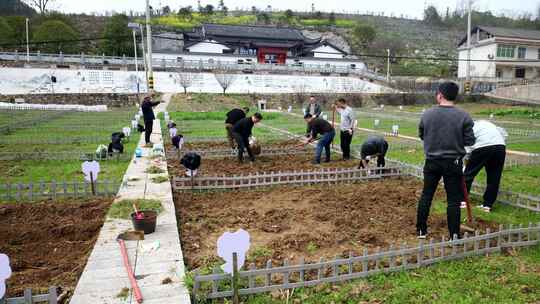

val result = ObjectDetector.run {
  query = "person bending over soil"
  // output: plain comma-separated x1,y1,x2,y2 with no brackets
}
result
232,113,263,163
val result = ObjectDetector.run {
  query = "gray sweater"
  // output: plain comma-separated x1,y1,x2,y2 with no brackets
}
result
419,105,475,160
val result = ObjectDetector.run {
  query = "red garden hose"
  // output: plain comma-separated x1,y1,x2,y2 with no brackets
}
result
118,239,143,303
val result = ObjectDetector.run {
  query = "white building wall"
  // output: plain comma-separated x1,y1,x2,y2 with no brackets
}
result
457,43,497,79
311,45,344,59
185,40,230,53
0,67,392,95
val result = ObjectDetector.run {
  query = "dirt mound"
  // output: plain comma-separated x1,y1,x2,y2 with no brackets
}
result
174,178,496,270
0,198,112,298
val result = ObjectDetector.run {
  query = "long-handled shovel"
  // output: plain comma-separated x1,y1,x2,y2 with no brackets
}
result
460,177,476,233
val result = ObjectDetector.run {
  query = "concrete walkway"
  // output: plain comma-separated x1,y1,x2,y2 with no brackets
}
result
71,94,190,304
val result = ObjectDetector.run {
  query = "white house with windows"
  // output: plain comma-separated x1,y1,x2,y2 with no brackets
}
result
457,26,540,80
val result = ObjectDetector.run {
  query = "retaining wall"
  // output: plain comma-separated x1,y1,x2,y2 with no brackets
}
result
0,93,140,107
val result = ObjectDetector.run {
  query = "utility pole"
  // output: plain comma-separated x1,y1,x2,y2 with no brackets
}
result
386,49,391,82
26,18,30,63
466,0,472,82
145,0,154,92
139,24,149,91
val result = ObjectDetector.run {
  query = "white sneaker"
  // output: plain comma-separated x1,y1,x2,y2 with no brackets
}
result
460,201,467,209
476,205,491,213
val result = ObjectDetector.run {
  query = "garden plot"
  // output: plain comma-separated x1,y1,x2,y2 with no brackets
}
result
167,140,359,176
173,178,497,270
0,198,112,298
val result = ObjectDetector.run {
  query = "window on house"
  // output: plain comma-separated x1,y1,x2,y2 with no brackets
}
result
496,45,515,58
518,47,526,59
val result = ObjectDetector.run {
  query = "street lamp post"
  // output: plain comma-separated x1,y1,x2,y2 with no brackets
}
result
128,22,148,95
130,29,140,94
25,18,30,63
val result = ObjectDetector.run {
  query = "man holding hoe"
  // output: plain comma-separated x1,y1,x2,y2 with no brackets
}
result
299,113,336,164
141,96,161,147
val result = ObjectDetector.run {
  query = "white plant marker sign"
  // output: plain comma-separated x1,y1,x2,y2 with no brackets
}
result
399,105,403,110
131,120,138,129
0,254,12,299
82,161,100,182
170,127,177,138
374,119,380,128
123,127,131,137
287,106,292,113
392,125,399,136
217,229,250,274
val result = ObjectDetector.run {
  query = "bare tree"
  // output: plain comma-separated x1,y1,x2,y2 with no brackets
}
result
176,72,193,94
214,71,236,95
23,0,55,14
292,82,308,104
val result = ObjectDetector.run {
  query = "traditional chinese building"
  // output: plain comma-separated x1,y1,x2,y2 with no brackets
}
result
182,23,347,64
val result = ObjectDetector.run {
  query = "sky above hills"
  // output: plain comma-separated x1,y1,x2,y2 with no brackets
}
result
54,0,537,19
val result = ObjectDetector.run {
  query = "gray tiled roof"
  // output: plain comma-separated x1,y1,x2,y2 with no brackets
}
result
479,26,540,40
198,24,317,42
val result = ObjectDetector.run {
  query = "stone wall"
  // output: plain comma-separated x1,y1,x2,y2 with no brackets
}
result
0,93,141,107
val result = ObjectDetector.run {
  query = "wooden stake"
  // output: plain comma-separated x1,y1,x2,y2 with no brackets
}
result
232,252,239,304
90,171,96,195
462,177,473,223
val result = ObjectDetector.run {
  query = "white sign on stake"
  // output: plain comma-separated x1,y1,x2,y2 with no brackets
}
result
374,119,380,127
217,229,250,274
170,127,177,138
131,120,138,129
287,106,292,113
0,254,12,299
82,161,100,182
122,127,131,137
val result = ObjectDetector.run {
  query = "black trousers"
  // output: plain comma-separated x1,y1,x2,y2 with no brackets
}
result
464,145,506,208
232,132,254,162
144,119,153,144
416,158,464,239
340,130,353,159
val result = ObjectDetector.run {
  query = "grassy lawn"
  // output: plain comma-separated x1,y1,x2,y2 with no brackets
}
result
242,245,540,304
0,108,137,183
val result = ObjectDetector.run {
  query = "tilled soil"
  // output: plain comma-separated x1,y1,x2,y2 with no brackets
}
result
167,141,360,176
174,178,496,269
0,198,112,298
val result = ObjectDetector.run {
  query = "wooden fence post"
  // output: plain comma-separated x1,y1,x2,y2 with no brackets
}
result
232,252,240,304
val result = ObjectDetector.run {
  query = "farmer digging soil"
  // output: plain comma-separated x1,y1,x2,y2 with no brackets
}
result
357,135,389,172
225,107,249,149
464,120,507,213
301,113,336,164
141,95,161,147
416,82,476,240
232,113,263,163
334,98,356,161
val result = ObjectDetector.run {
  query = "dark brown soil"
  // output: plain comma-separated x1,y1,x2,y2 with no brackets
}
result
0,198,112,297
167,141,360,176
174,178,496,270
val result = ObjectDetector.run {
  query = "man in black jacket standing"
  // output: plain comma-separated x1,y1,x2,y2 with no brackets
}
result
232,113,263,163
416,82,475,240
141,96,160,146
225,107,249,149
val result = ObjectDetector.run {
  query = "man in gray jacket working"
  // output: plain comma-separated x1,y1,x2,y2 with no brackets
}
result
416,82,475,240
